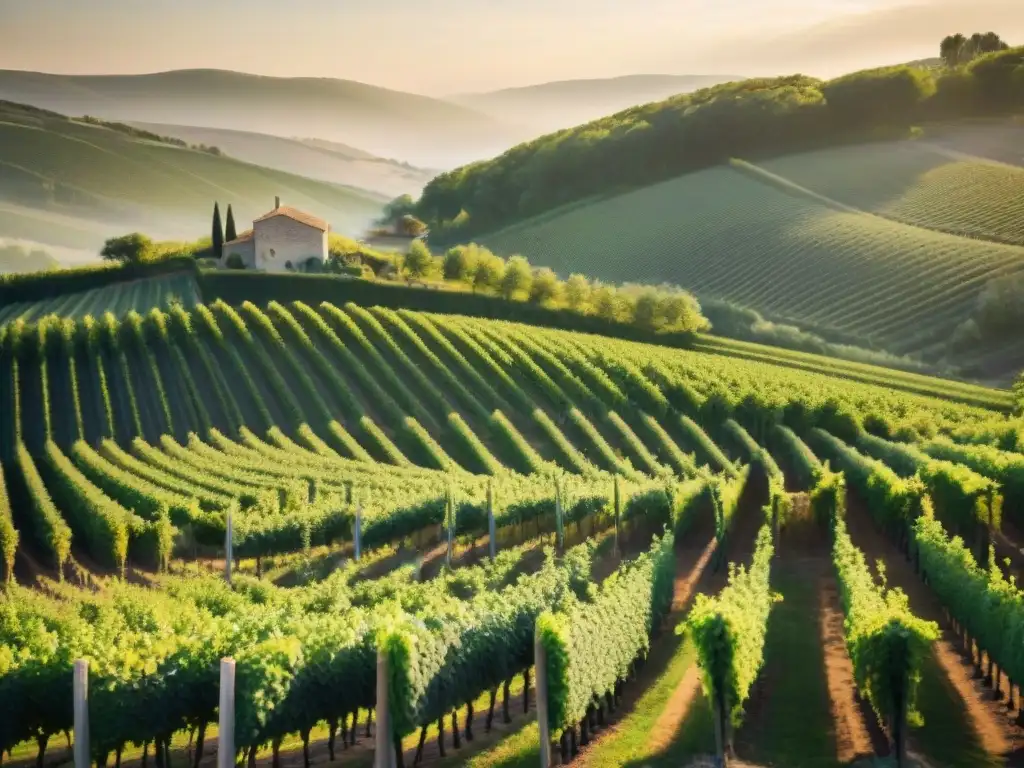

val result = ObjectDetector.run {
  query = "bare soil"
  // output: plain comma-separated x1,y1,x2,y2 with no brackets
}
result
844,489,1024,764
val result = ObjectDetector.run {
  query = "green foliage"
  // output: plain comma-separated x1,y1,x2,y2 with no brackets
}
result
101,233,155,264
0,462,17,585
684,525,776,725
826,474,938,732
42,441,137,573
529,267,560,305
770,425,823,491
14,442,72,576
822,66,936,127
473,251,505,294
939,33,1011,67
211,203,224,260
856,432,1001,547
810,429,925,540
540,532,675,732
225,204,238,243
501,255,533,300
403,239,434,280
442,244,477,282
915,512,1024,690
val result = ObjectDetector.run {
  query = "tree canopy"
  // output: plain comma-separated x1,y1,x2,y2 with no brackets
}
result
100,233,154,264
415,46,1022,242
941,32,1010,67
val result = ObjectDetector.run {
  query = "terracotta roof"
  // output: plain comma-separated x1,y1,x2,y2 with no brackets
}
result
223,229,254,246
253,205,329,232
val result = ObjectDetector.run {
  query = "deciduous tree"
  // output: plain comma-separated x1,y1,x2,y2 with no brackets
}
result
404,240,434,281
501,256,532,300
101,233,153,264
472,253,505,294
528,267,560,305
564,274,591,311
443,245,476,282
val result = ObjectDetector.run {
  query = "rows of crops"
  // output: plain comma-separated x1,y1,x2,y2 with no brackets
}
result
3,295,1024,766
757,140,1024,247
479,163,1024,355
0,272,199,325
0,302,1015,573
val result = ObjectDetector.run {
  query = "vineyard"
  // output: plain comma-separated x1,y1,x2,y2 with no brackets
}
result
0,273,199,325
477,138,1024,376
3,294,1024,767
756,140,1024,247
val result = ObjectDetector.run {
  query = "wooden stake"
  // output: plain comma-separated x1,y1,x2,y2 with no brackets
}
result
218,659,235,768
74,660,89,768
375,646,395,768
224,510,233,585
487,480,496,562
354,502,362,562
535,632,551,767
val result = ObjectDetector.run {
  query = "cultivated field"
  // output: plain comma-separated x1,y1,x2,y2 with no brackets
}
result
482,164,1024,354
0,272,199,325
3,285,1024,767
756,139,1024,246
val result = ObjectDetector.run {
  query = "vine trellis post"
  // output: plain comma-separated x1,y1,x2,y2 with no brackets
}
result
224,509,233,585
487,480,497,561
354,501,362,562
218,658,235,768
534,630,551,767
73,659,89,768
374,646,396,768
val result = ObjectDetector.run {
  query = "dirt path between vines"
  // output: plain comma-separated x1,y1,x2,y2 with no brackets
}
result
844,490,1024,763
576,472,769,764
819,573,887,764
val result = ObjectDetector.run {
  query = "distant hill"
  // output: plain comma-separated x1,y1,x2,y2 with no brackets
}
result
451,74,743,135
0,100,386,254
476,124,1024,385
0,242,59,274
129,122,437,199
0,68,514,169
418,50,1024,240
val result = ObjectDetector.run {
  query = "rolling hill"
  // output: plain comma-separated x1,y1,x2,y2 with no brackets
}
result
128,122,437,199
0,100,386,253
475,129,1024,384
0,68,514,169
450,73,742,136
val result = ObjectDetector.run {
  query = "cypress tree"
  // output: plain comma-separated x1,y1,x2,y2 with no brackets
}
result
225,204,237,242
212,202,224,259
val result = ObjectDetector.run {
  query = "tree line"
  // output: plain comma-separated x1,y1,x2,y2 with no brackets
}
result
414,38,1022,242
396,241,707,335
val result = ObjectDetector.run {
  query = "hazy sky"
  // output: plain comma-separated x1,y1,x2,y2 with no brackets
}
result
0,0,1020,94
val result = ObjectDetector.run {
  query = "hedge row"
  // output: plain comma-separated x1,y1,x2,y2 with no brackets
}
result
538,531,675,736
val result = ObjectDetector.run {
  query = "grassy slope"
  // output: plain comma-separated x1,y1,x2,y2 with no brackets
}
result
128,122,436,199
479,133,1024,375
0,101,386,248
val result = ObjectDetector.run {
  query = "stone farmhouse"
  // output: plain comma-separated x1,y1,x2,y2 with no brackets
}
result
222,197,328,272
